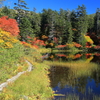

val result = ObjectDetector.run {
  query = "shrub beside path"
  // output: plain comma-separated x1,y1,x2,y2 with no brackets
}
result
0,60,33,91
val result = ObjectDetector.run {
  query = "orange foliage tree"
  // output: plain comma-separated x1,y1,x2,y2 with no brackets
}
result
0,16,19,36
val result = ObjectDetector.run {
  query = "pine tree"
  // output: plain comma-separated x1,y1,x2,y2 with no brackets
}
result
14,0,29,24
66,10,73,44
94,8,100,36
87,14,95,33
28,11,41,36
41,9,56,39
55,9,67,44
76,4,88,46
19,17,33,41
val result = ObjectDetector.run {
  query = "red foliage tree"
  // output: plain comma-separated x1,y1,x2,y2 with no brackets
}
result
55,45,67,48
73,42,82,48
56,54,66,57
73,54,82,59
31,39,46,46
0,16,19,36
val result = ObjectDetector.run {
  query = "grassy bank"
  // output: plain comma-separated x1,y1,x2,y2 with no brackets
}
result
0,29,54,99
0,62,53,100
0,48,54,100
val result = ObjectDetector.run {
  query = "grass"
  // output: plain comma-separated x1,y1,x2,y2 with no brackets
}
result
44,60,99,77
0,46,54,100
0,63,54,100
0,43,29,84
0,41,99,100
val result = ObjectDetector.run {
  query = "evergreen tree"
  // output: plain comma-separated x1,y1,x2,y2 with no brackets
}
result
14,0,29,24
75,4,88,46
19,17,33,41
55,9,67,44
41,9,56,38
28,11,41,36
1,6,9,15
65,10,73,44
94,8,100,36
87,14,95,33
1,6,10,17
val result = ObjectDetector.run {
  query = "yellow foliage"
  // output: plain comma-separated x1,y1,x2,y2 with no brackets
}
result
50,55,54,58
24,43,32,48
42,35,48,39
9,38,19,43
49,43,54,46
84,35,94,44
0,29,19,48
0,39,4,43
86,56,93,63
5,42,13,48
17,66,23,72
66,43,74,47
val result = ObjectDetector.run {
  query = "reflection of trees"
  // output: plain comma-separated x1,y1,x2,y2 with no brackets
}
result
49,64,100,94
49,66,70,88
47,52,100,63
91,55,100,64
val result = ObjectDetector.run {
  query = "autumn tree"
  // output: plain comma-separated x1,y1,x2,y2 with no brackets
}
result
0,16,19,36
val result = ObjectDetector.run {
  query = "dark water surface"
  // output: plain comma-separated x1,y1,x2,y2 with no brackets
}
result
47,52,100,100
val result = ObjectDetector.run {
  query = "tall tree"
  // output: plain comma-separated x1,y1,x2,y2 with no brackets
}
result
87,14,95,33
94,8,100,36
66,10,73,44
41,9,56,39
75,4,88,46
19,17,33,41
14,0,29,24
55,9,67,44
28,11,41,36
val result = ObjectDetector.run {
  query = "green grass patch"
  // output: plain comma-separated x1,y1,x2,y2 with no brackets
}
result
0,42,29,84
0,63,54,100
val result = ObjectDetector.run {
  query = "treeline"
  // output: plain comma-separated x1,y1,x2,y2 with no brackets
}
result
0,1,100,47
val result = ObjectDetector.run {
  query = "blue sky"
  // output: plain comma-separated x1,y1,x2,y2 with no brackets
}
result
4,0,100,14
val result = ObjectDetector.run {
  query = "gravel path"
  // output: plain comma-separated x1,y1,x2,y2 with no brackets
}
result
0,60,33,91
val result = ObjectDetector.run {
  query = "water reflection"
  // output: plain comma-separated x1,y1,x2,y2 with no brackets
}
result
47,52,100,100
46,52,100,64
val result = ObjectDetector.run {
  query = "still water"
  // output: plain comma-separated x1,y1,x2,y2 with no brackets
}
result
47,52,100,100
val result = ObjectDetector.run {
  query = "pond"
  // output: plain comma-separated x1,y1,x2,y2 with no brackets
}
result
45,52,100,100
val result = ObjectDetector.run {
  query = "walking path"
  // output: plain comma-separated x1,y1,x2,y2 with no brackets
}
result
0,60,33,91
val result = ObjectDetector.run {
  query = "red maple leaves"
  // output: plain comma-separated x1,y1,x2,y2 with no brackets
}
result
0,16,19,36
